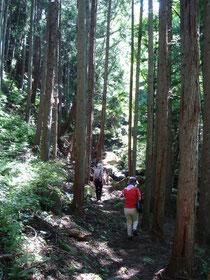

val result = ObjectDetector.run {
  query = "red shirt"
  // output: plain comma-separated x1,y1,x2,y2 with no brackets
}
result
124,185,141,208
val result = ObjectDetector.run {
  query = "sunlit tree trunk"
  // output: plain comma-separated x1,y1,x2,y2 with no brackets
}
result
142,0,154,229
0,0,10,86
40,0,57,161
96,0,111,161
25,0,34,123
31,0,42,104
197,0,210,246
4,2,11,73
72,0,87,214
57,0,62,142
128,0,134,176
151,0,168,242
20,1,27,90
132,0,143,176
165,0,173,216
164,0,200,277
52,2,59,160
85,0,97,182
33,47,47,147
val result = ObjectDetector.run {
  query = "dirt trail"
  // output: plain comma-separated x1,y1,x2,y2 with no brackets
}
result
30,161,207,280
77,183,174,280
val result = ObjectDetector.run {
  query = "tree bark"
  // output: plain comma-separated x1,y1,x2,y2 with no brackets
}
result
151,0,168,242
165,0,200,277
31,0,42,104
132,0,143,176
128,0,134,176
25,0,34,123
85,0,97,182
57,0,62,141
197,0,210,246
142,0,154,229
95,0,112,161
72,0,88,214
165,0,173,216
40,0,57,161
33,47,47,147
20,1,27,90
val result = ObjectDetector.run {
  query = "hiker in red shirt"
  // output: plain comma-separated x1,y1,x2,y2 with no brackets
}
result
123,176,141,240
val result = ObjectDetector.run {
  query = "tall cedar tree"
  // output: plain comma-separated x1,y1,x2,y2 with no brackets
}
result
86,0,97,182
197,0,210,245
132,0,143,176
142,0,154,229
25,0,34,123
128,0,134,176
95,0,112,161
151,0,168,242
72,0,87,214
164,0,200,277
40,0,57,161
165,0,173,216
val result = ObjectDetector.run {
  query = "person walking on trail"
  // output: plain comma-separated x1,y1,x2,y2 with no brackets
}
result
123,176,141,240
93,163,104,201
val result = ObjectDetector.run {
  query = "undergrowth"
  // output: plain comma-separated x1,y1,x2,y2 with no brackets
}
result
0,85,69,279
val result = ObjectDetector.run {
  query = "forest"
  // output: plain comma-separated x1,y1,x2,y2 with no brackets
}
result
0,0,209,279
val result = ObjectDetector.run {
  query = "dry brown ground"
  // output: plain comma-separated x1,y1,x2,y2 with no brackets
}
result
27,183,208,280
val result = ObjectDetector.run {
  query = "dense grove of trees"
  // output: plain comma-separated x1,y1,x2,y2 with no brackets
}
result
0,0,209,278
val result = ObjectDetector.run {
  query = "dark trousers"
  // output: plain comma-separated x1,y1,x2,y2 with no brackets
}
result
94,180,103,201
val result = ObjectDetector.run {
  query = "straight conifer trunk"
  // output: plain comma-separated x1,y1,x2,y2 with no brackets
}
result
128,0,134,176
151,0,168,242
72,0,87,214
165,0,173,216
165,0,200,277
86,0,97,182
142,0,154,229
40,0,57,161
197,0,210,245
95,0,111,161
132,0,143,176
25,0,34,123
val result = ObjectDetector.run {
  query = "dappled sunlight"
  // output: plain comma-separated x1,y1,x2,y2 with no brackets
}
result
22,233,47,263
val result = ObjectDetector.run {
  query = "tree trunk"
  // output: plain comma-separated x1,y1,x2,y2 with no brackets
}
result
60,99,76,137
165,0,173,216
72,0,87,215
57,0,62,141
132,0,143,176
128,0,134,176
197,0,210,246
95,0,111,161
52,5,59,160
31,0,42,104
0,0,10,87
151,0,168,242
142,0,154,229
40,0,57,161
165,0,200,277
85,0,97,182
20,2,27,91
33,47,47,147
25,0,34,123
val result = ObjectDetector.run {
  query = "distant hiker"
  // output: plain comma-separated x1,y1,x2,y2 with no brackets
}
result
123,176,141,240
93,163,104,201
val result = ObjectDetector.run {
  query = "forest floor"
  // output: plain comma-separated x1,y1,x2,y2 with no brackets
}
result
27,176,209,280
